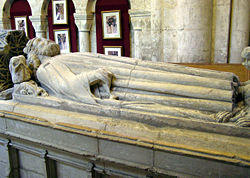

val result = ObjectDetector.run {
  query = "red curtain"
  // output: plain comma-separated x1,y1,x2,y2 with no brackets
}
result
10,0,35,39
96,0,130,57
47,0,78,52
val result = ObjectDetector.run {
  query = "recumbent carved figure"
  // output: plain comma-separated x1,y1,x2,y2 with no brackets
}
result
8,38,250,127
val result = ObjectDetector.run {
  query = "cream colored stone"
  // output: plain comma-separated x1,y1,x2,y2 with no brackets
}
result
229,0,250,63
7,37,249,127
211,0,231,63
0,0,249,63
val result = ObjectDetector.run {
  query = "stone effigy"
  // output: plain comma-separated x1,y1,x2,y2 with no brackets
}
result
6,38,250,128
0,30,28,99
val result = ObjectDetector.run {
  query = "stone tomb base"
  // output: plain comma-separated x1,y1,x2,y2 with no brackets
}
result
0,98,249,177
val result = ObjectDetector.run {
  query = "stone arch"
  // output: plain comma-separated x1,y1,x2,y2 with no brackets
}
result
74,0,131,14
2,0,35,38
41,0,50,15
89,0,131,12
2,0,14,29
72,0,132,53
41,0,79,15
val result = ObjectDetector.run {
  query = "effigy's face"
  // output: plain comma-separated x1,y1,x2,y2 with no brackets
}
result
9,55,31,84
25,38,60,57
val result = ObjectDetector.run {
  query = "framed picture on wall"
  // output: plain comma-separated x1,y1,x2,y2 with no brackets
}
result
52,0,68,25
54,29,71,53
101,10,122,39
103,46,123,56
14,16,28,37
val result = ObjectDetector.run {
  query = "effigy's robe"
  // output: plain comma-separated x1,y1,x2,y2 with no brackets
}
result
31,52,241,125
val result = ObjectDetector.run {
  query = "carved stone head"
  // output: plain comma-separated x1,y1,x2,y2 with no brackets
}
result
23,37,60,57
9,55,32,84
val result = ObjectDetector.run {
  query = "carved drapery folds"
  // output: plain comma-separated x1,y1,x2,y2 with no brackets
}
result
3,37,250,128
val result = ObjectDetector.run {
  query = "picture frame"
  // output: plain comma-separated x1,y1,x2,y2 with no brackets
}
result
52,0,68,25
101,10,122,39
103,46,123,56
14,16,28,37
54,29,71,53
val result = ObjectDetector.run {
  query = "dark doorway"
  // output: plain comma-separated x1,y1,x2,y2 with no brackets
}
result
10,0,35,39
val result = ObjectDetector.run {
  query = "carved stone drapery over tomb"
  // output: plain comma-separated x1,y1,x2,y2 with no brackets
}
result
29,15,48,38
6,37,250,128
74,13,93,52
0,30,28,94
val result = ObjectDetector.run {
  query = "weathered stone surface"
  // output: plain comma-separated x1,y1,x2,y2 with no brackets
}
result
155,150,250,177
9,55,32,84
99,140,154,166
13,80,48,96
211,0,231,63
229,0,250,63
241,46,250,59
57,162,91,178
0,87,13,100
20,169,44,178
0,117,6,131
7,38,250,127
0,101,249,177
0,162,9,178
6,117,99,155
18,151,45,175
0,139,10,178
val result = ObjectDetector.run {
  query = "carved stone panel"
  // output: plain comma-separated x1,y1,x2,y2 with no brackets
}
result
0,30,28,92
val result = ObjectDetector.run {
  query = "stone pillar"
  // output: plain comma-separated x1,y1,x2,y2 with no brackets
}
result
129,10,143,59
229,0,250,63
162,1,178,63
0,17,11,29
151,0,163,62
177,0,213,63
29,15,48,38
74,13,93,52
211,0,232,63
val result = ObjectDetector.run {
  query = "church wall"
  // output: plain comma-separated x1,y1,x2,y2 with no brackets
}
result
162,0,213,63
0,0,249,63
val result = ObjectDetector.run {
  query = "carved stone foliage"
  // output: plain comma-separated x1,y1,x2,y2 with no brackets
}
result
0,30,28,92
